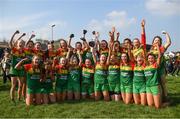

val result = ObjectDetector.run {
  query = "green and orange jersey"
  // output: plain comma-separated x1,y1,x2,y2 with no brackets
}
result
24,48,34,61
94,62,108,84
68,66,81,82
56,48,68,59
132,47,144,59
144,63,159,87
24,64,41,89
33,48,44,61
120,63,134,85
133,64,146,85
55,64,69,85
99,48,109,57
11,47,26,68
150,46,166,76
82,64,94,84
107,64,120,83
48,49,57,60
150,46,165,55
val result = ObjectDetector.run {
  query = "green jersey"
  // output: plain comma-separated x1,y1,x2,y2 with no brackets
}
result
24,64,41,89
120,64,133,85
11,48,26,68
42,74,53,89
107,65,120,83
133,65,146,85
144,63,159,87
99,48,109,57
94,63,108,84
55,65,68,85
68,66,81,82
82,64,94,84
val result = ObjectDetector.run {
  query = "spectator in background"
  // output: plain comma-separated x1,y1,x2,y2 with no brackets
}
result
171,52,180,77
166,57,174,74
0,48,11,84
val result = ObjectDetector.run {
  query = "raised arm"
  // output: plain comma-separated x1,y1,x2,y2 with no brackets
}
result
80,37,89,51
68,34,74,48
162,31,171,51
141,19,146,50
18,33,26,40
110,27,115,42
25,34,35,46
95,32,100,52
9,30,20,48
92,47,97,64
127,44,134,63
77,50,82,66
13,33,26,47
66,47,73,59
106,44,112,66
115,32,120,41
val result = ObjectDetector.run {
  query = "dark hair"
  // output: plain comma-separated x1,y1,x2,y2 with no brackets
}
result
35,42,41,46
123,38,131,43
75,42,82,47
27,40,34,46
152,36,162,46
114,40,120,45
147,53,156,58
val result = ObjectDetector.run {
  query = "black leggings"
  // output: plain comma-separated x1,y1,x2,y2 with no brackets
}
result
2,73,11,84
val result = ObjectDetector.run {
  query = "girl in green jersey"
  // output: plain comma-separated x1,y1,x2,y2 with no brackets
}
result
120,52,133,104
67,49,82,100
107,44,120,101
53,57,69,102
15,55,42,106
133,55,146,105
9,30,26,102
150,31,171,102
81,58,95,99
145,43,161,108
41,60,56,104
92,48,110,101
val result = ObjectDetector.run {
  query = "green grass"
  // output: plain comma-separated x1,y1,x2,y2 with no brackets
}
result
0,76,180,118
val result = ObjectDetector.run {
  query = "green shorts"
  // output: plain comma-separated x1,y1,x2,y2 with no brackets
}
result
55,82,67,93
41,87,54,94
94,83,109,92
133,83,146,94
121,84,132,93
146,85,159,95
81,83,94,95
67,81,80,92
9,67,25,77
27,88,41,94
108,82,120,94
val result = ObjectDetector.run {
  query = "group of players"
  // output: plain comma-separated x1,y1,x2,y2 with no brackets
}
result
7,19,171,108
